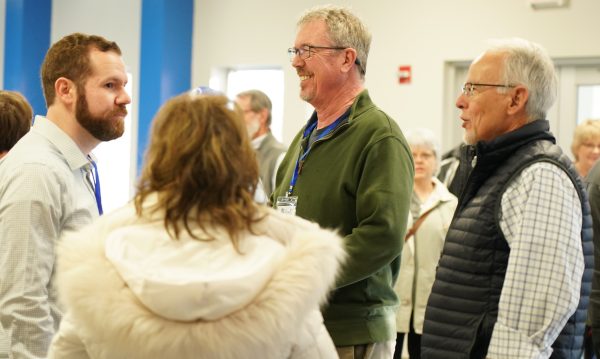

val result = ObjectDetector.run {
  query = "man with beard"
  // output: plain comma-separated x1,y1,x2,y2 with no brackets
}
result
0,33,130,359
235,89,286,198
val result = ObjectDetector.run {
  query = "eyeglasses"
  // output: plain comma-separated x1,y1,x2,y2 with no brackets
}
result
461,82,515,97
287,45,362,68
287,45,347,61
582,143,600,150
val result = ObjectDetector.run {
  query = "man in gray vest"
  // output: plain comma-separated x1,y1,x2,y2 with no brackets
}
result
236,89,286,197
421,38,592,359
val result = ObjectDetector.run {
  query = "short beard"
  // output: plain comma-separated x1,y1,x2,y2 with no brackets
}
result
76,86,126,142
463,131,476,145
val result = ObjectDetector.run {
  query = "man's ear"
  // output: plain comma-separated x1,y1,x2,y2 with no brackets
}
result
341,48,358,73
258,108,270,129
507,85,529,115
54,77,76,105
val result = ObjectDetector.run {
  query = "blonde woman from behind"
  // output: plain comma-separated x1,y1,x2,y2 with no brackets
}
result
48,93,345,359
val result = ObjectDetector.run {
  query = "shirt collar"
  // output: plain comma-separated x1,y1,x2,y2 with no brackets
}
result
251,133,267,149
32,115,91,170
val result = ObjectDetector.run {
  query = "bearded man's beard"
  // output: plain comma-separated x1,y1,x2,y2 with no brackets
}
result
76,89,127,142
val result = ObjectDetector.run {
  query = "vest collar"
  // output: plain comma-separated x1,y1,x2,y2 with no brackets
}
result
475,119,555,163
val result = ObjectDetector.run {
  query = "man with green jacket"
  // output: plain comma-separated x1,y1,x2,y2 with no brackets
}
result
273,5,413,358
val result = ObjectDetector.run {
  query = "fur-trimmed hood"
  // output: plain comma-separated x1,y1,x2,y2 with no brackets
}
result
48,203,344,359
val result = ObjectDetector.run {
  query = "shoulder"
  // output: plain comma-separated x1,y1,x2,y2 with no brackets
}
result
264,133,287,151
508,161,576,193
0,159,70,206
587,161,600,186
501,162,580,221
432,177,458,203
1,132,71,180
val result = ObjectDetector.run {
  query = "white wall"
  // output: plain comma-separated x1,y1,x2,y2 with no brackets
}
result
192,0,600,151
52,0,142,211
1,0,598,153
51,0,141,147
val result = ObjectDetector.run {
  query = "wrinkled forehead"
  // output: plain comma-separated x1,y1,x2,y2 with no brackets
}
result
468,51,506,81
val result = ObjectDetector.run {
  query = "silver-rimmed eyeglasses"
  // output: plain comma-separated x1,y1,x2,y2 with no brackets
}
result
461,82,515,97
287,45,347,62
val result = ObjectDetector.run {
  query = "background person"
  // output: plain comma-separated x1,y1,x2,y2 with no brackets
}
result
571,119,600,359
0,90,33,159
394,128,457,359
0,33,130,359
572,119,600,179
436,142,474,197
272,5,413,358
586,160,600,359
236,89,286,197
48,93,344,359
421,38,592,359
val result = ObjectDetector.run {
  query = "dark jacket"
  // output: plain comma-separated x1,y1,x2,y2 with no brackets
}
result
586,161,600,357
422,120,592,359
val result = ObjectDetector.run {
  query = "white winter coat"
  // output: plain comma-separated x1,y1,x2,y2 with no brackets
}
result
394,178,458,334
47,198,344,359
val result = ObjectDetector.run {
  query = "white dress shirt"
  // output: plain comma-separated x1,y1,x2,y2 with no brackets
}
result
0,116,99,359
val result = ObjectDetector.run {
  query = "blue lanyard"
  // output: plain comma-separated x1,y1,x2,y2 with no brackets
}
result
90,160,103,215
286,111,348,196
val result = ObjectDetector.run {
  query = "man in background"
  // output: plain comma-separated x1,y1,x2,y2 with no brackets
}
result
272,5,413,358
236,89,286,197
0,32,131,358
0,90,33,159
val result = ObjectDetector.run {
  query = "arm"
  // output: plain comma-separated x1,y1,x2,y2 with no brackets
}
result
487,162,584,358
587,170,600,358
47,313,90,359
335,136,414,287
271,152,286,196
0,164,63,359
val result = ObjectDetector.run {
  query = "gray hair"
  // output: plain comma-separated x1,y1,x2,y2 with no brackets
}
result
487,38,557,122
236,89,272,126
405,128,441,164
297,5,371,78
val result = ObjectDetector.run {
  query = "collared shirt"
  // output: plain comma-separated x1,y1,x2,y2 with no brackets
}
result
0,116,99,359
487,162,584,358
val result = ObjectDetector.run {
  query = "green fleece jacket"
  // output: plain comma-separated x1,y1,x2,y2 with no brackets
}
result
272,90,414,345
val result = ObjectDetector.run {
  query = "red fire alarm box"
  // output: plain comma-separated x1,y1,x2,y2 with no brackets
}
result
398,65,412,84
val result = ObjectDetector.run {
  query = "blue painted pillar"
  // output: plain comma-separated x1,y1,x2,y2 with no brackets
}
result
138,0,194,171
4,0,52,117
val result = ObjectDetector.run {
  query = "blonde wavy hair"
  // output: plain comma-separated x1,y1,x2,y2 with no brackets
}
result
571,119,600,161
135,93,262,249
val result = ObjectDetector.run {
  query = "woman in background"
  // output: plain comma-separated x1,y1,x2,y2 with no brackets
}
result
394,128,457,358
48,93,344,359
572,119,600,179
